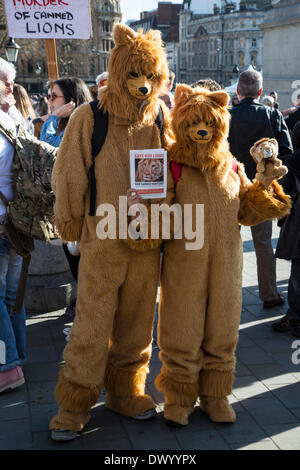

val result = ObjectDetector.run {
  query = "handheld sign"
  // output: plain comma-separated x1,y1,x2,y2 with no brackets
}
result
130,149,167,199
4,0,91,39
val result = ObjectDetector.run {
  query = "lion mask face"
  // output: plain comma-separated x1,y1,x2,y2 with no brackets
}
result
188,120,214,145
171,84,231,170
99,24,169,123
250,138,278,163
127,71,156,100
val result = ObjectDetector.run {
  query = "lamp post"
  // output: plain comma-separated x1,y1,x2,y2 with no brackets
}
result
5,38,20,66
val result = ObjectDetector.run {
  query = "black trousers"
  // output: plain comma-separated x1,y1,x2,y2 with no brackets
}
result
62,243,80,282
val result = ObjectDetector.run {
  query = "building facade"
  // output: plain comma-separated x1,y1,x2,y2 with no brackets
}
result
129,2,181,80
179,0,270,86
261,0,300,110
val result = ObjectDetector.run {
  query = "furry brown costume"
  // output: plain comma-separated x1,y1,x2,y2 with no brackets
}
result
49,24,174,434
155,85,291,426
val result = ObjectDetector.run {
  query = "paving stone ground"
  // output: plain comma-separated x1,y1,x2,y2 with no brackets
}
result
1,223,300,451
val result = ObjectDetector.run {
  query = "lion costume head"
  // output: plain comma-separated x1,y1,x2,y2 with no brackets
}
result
170,84,232,171
250,137,288,181
99,24,169,125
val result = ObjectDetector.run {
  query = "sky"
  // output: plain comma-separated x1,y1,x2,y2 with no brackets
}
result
120,0,182,24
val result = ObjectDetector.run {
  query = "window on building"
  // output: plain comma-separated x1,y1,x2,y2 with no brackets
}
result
252,38,257,47
240,37,245,48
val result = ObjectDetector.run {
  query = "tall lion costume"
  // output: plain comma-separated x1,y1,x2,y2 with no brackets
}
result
155,85,291,426
49,24,174,437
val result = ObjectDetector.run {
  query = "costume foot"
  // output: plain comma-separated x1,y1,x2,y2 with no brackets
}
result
51,429,79,442
200,396,236,423
132,409,157,421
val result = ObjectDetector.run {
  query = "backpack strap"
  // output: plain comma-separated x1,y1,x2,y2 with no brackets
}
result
155,105,164,137
89,100,109,216
170,161,182,185
231,157,238,173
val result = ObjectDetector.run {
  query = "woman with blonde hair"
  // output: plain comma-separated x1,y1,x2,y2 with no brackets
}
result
13,83,35,134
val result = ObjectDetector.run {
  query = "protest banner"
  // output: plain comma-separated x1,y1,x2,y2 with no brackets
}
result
4,0,91,39
4,0,91,82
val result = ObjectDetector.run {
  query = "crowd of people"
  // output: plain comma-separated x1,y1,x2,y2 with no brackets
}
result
0,54,299,434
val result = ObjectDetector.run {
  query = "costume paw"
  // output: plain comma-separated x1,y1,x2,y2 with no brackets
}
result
200,395,236,423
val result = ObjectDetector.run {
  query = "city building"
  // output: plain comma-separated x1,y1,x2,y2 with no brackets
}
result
261,0,300,110
129,2,181,79
179,0,271,86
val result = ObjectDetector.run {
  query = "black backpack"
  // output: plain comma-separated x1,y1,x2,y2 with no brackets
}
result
88,100,164,216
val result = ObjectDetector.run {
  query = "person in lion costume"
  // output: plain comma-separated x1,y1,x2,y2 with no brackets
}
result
49,24,174,441
155,84,291,427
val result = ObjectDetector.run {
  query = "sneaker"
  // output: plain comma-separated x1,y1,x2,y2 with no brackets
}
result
272,314,295,332
51,429,79,442
62,327,71,336
0,366,25,393
132,409,157,421
264,294,285,309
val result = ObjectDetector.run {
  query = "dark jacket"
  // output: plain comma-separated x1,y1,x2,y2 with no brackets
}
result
229,98,293,180
276,148,300,260
285,108,300,131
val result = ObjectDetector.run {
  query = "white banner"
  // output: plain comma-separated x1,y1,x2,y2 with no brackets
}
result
4,0,91,39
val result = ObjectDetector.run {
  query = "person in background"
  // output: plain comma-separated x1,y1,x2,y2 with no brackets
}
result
191,77,222,92
0,58,26,128
261,95,275,108
272,121,300,336
13,83,35,134
39,77,91,331
96,71,108,89
229,69,293,309
270,91,279,109
40,77,91,147
284,94,300,130
159,70,175,110
32,95,50,138
232,93,239,106
89,85,98,100
0,80,26,393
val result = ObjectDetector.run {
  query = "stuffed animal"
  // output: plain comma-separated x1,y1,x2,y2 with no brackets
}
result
250,137,288,182
49,24,174,439
155,84,291,427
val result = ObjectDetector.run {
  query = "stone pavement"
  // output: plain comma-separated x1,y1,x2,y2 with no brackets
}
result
1,223,300,451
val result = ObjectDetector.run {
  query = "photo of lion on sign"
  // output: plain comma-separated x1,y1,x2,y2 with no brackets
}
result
135,158,164,183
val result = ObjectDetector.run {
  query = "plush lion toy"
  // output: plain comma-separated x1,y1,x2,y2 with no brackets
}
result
49,24,174,439
250,137,288,182
155,84,291,427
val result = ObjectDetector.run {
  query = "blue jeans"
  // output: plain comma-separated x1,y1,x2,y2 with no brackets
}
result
287,258,300,322
0,237,26,372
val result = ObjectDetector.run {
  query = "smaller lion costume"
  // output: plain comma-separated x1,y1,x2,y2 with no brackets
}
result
155,85,291,426
49,24,174,433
